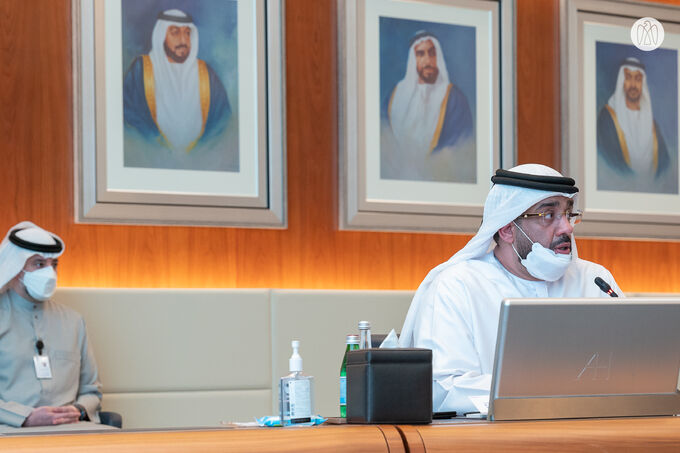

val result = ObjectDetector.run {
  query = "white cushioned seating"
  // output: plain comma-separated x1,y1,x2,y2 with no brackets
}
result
53,288,413,428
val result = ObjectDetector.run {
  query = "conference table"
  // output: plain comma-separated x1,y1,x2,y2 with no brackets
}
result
1,416,679,452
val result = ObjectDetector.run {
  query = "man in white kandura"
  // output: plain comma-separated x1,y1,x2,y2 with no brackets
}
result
387,30,473,155
399,164,623,414
0,222,102,430
123,9,231,152
597,57,669,184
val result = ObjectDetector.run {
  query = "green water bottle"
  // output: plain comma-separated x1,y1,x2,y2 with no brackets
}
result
340,334,360,417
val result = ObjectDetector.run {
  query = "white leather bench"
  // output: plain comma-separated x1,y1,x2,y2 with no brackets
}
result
54,288,413,428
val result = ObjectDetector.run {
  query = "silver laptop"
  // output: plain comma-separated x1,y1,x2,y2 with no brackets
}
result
488,298,680,421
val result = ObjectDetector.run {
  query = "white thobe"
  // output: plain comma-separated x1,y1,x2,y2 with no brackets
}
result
409,251,622,414
0,290,102,427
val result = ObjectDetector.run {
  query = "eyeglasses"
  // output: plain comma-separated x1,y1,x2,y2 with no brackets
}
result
517,209,583,227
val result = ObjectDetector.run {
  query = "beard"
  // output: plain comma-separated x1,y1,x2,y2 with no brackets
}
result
514,231,533,260
164,41,190,63
417,65,439,84
625,87,641,104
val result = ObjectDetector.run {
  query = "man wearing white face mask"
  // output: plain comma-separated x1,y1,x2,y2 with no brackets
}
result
399,164,622,414
0,222,102,430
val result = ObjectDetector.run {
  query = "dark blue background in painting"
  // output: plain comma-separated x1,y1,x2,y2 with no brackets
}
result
121,0,237,92
596,41,678,155
379,17,476,120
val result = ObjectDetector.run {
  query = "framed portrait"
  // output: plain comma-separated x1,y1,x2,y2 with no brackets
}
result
73,0,286,227
562,0,680,238
338,0,516,232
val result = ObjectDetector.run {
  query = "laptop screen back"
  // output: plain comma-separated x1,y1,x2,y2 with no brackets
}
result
488,298,680,421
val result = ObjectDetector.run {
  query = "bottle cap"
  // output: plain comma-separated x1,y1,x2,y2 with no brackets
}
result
289,340,303,372
358,320,371,330
346,334,360,344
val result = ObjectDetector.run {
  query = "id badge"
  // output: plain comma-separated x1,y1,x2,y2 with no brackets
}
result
33,355,52,379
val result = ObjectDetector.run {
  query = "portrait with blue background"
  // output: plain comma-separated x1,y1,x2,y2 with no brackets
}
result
121,0,239,172
379,17,477,183
595,41,678,194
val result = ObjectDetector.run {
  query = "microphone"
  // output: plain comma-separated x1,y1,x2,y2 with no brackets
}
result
35,339,44,355
594,277,618,297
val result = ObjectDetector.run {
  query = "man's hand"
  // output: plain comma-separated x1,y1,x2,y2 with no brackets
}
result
22,406,80,427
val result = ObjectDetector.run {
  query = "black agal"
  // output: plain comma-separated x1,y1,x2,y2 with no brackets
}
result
8,229,63,253
491,169,579,194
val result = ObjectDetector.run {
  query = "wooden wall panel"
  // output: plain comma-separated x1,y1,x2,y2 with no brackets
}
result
516,0,561,168
0,0,679,293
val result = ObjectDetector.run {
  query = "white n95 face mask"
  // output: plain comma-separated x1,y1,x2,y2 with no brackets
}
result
512,222,572,282
22,266,58,301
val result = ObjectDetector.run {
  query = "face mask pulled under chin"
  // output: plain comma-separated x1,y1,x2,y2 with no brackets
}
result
22,266,58,301
512,223,572,282
519,242,572,281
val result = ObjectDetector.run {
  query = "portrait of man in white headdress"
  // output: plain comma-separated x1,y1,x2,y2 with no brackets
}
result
596,47,678,194
380,22,476,183
122,2,238,172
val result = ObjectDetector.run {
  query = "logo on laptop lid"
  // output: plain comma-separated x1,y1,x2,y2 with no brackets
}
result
576,352,613,381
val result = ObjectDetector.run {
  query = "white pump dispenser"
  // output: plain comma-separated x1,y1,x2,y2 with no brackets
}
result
279,340,315,425
289,340,303,372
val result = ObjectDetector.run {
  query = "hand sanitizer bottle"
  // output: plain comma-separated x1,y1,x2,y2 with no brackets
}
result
279,340,314,426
